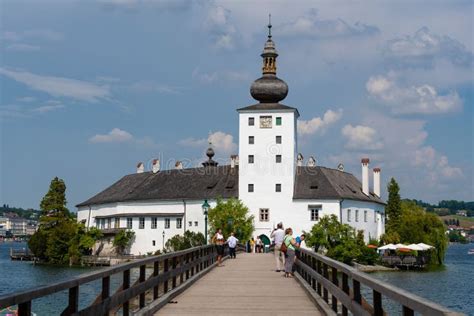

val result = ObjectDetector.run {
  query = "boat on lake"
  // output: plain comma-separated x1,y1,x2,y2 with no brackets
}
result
468,249,474,255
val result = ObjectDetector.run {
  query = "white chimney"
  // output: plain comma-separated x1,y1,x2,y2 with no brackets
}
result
136,162,144,173
307,156,316,167
361,158,370,196
373,167,381,197
337,163,344,172
297,153,304,167
152,159,160,173
175,161,183,170
230,155,238,168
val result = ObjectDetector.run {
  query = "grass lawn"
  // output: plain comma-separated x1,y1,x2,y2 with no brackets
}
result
439,215,474,229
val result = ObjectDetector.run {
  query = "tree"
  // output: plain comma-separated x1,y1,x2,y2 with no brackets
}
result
39,177,71,226
165,231,205,252
208,198,254,241
386,178,401,233
113,230,135,255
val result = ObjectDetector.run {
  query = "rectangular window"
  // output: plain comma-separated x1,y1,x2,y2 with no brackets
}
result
194,221,198,227
364,210,368,222
275,183,281,192
188,221,192,227
276,117,282,125
114,217,120,228
152,240,156,246
276,135,282,144
107,218,111,229
139,217,145,229
165,218,170,229
374,210,377,223
355,210,359,222
176,218,182,229
248,117,254,126
96,220,100,228
259,208,269,222
248,183,254,192
151,217,157,229
249,136,254,144
248,155,254,163
309,205,321,221
100,219,105,229
347,209,351,222
259,116,272,128
127,217,133,229
276,155,282,163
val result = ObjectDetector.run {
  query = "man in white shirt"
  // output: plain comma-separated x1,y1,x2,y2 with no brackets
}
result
227,232,239,259
270,222,285,272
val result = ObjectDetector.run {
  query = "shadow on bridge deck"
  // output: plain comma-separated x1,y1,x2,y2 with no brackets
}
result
156,252,321,316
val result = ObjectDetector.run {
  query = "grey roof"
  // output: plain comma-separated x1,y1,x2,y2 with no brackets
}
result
237,103,300,117
76,165,239,207
294,166,385,204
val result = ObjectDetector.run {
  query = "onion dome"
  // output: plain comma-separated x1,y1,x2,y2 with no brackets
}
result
250,16,289,103
202,143,218,167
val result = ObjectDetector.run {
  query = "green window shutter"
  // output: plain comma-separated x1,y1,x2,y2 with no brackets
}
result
276,117,282,125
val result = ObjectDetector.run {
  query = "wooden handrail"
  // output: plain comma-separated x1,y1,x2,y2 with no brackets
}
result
0,244,226,315
296,249,464,316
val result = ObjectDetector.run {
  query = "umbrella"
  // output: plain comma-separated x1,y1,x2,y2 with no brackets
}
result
417,243,434,250
406,244,424,251
378,243,397,250
367,244,378,249
395,243,406,249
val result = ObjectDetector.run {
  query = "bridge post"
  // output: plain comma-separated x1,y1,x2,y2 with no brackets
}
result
139,265,146,308
123,269,130,316
322,263,329,303
101,276,110,316
342,273,349,316
373,290,383,316
164,259,169,293
153,261,159,300
331,267,338,313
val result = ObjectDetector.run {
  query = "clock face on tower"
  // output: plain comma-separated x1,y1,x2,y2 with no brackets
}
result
259,116,272,128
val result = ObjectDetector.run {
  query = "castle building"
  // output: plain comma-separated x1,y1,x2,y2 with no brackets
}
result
76,24,385,255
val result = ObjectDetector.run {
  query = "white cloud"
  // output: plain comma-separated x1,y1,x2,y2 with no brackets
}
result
33,100,64,113
89,128,134,143
204,5,237,50
0,68,111,102
366,74,462,115
414,146,462,180
384,27,473,68
341,124,384,150
192,67,251,84
298,109,342,136
279,9,379,39
179,131,237,156
129,81,182,94
6,43,40,52
100,0,190,11
2,29,64,42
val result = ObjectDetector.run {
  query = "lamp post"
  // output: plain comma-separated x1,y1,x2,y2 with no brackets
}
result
162,230,165,250
202,199,210,244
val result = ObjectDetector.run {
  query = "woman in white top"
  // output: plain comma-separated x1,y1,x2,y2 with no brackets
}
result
212,228,225,266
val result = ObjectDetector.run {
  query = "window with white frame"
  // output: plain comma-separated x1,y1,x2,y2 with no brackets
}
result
165,218,170,229
347,209,351,222
275,183,281,192
309,205,321,221
194,221,198,227
374,210,377,222
151,217,157,229
114,217,120,228
176,218,182,229
276,155,282,163
364,210,368,222
127,218,133,229
355,210,359,222
248,117,255,126
249,136,254,144
276,135,282,144
152,240,156,246
139,217,145,229
259,208,269,222
107,218,111,229
188,221,192,227
248,184,254,192
248,155,254,164
100,218,105,229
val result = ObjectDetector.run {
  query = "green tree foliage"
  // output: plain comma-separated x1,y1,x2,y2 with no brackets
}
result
386,178,401,233
208,198,254,241
447,230,468,244
113,230,135,255
165,231,205,252
28,177,102,265
305,215,363,265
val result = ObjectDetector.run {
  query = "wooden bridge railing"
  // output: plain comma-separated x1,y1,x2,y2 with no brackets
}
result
295,248,464,316
0,244,225,316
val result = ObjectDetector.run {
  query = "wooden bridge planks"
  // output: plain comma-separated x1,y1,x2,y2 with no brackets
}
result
156,253,321,316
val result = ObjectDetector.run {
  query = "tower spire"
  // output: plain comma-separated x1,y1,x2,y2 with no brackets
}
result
268,14,272,39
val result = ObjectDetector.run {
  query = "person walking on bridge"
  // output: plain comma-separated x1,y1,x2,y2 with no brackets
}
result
212,228,225,267
283,228,298,278
227,232,239,259
271,222,285,272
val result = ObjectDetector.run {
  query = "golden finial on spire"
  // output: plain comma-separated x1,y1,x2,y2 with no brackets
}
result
268,14,272,39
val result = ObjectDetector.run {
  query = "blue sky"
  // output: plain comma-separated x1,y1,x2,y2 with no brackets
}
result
1,0,472,209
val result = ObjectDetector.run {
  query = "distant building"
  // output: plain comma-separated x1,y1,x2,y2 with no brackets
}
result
456,210,467,217
0,216,37,236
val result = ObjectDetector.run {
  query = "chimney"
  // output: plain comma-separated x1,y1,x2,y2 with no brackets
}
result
337,163,344,172
373,167,381,197
307,156,316,167
361,158,370,196
230,155,239,168
175,161,183,170
152,159,160,173
297,153,304,167
136,162,144,173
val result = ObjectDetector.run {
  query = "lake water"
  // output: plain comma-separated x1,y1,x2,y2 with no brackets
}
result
0,242,472,315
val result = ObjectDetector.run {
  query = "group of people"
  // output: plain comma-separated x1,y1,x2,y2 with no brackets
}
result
211,228,239,267
271,222,308,278
248,236,266,253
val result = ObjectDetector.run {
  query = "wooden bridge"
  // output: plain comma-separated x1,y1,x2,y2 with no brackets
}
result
0,245,463,316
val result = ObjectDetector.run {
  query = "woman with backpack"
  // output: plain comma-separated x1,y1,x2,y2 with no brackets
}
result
282,227,298,278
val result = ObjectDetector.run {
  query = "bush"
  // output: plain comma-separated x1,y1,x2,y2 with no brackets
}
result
165,231,205,252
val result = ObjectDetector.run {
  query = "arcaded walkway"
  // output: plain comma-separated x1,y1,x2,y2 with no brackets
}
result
156,252,321,316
